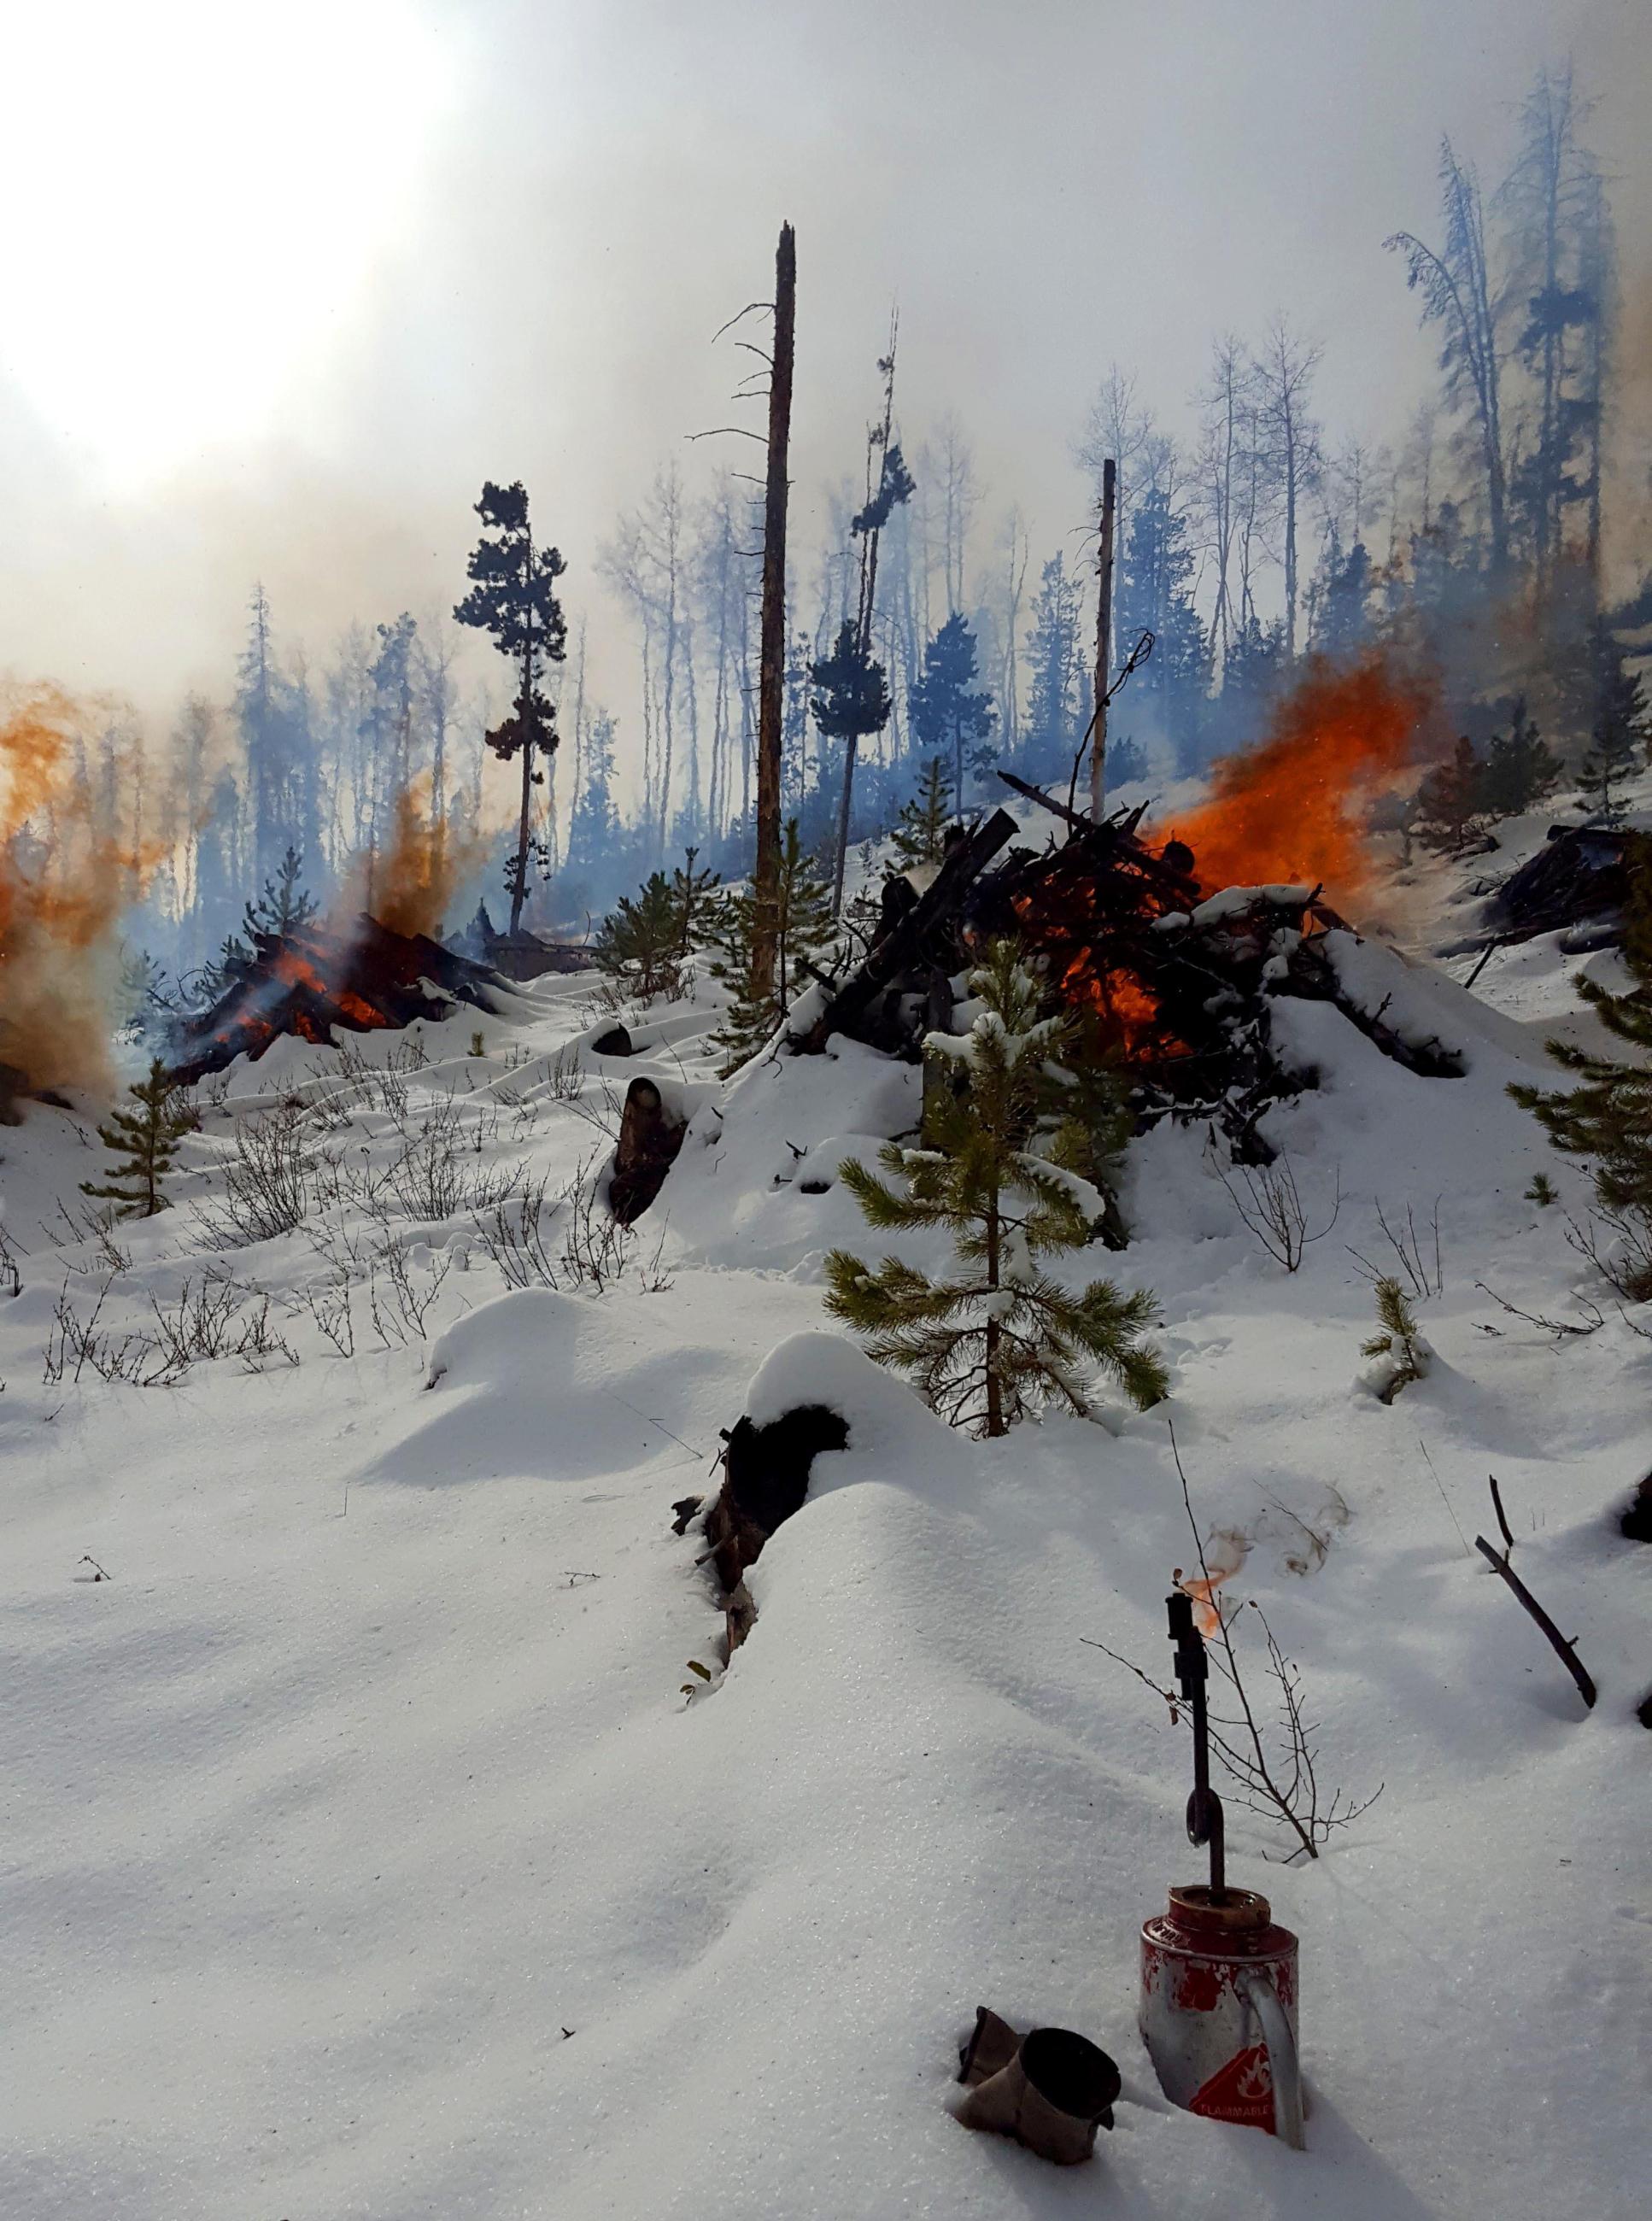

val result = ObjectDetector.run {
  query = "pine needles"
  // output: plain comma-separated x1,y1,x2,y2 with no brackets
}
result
825,940,1164,1436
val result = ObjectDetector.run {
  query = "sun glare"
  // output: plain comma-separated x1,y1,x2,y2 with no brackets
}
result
0,2,452,488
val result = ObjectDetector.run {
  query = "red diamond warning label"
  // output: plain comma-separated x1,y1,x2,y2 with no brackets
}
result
1188,2043,1278,2131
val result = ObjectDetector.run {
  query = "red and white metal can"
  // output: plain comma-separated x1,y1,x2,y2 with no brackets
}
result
1139,1885,1303,2145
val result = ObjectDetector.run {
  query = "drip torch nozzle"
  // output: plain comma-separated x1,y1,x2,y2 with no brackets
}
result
1166,1591,1227,1902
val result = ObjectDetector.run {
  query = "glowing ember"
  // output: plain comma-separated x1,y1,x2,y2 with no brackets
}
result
1154,651,1438,904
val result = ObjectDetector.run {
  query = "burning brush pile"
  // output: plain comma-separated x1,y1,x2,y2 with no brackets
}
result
794,655,1465,1157
167,913,504,1085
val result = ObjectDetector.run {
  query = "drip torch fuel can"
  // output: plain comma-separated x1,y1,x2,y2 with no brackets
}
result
1139,1885,1301,2141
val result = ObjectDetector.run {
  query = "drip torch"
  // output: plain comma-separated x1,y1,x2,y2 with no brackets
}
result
1137,1591,1305,2148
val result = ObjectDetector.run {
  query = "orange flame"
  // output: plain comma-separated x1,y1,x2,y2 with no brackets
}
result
1157,651,1439,904
0,686,167,1093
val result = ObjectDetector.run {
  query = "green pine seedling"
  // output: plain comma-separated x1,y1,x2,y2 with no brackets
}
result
824,939,1166,1437
80,1059,196,1220
1361,1275,1429,1401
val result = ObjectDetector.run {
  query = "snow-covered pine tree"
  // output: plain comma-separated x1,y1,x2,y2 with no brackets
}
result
708,819,835,1071
890,757,957,870
80,1059,197,1219
824,940,1166,1436
1509,834,1652,1298
1360,1276,1430,1402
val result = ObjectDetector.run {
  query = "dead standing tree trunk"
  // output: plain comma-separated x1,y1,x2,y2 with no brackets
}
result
1089,456,1116,818
753,222,796,1005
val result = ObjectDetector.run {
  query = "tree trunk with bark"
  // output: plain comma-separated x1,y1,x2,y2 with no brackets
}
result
753,223,795,1004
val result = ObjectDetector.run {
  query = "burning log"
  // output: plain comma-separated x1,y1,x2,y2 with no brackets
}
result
167,914,505,1083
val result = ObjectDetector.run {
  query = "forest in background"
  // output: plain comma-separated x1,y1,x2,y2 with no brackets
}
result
46,62,1645,1005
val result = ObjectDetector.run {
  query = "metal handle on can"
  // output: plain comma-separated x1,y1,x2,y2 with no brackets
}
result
1236,1968,1304,2150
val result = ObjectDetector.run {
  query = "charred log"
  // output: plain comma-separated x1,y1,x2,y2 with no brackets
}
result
793,806,1018,1055
698,1404,850,1654
1491,824,1632,945
608,1076,688,1225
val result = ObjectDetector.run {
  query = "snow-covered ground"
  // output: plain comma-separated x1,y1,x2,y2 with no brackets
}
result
3,863,1649,2217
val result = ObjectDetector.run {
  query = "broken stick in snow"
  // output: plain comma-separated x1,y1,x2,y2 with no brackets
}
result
1474,1532,1598,1710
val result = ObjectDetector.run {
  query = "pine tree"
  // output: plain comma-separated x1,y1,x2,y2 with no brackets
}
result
708,820,835,1070
824,941,1166,1436
1509,835,1652,1299
1020,553,1087,782
454,482,568,934
1116,484,1209,766
565,711,622,876
670,846,721,957
242,846,319,943
890,758,956,870
1413,735,1487,851
810,619,892,776
80,1060,197,1220
909,614,994,804
1479,698,1561,818
1577,630,1649,824
592,873,688,1003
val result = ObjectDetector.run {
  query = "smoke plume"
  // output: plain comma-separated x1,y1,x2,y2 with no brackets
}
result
0,685,164,1093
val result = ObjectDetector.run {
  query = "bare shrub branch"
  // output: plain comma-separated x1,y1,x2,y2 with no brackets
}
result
1348,1196,1444,1300
1209,1146,1340,1271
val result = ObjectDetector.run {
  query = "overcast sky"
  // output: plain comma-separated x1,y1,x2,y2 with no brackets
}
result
0,0,1647,736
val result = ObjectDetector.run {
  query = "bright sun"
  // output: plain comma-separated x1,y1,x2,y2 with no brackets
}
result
0,2,452,488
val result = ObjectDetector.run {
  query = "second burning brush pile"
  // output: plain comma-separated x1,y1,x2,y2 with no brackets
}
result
167,914,503,1084
794,774,1465,1158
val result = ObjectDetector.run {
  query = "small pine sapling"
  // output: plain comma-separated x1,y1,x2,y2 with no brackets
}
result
80,1059,197,1220
1413,735,1487,852
1360,1275,1431,1402
1525,1171,1557,1208
670,846,721,957
593,872,690,1004
824,940,1166,1435
890,757,957,869
243,846,319,941
708,820,836,1071
1479,700,1560,819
